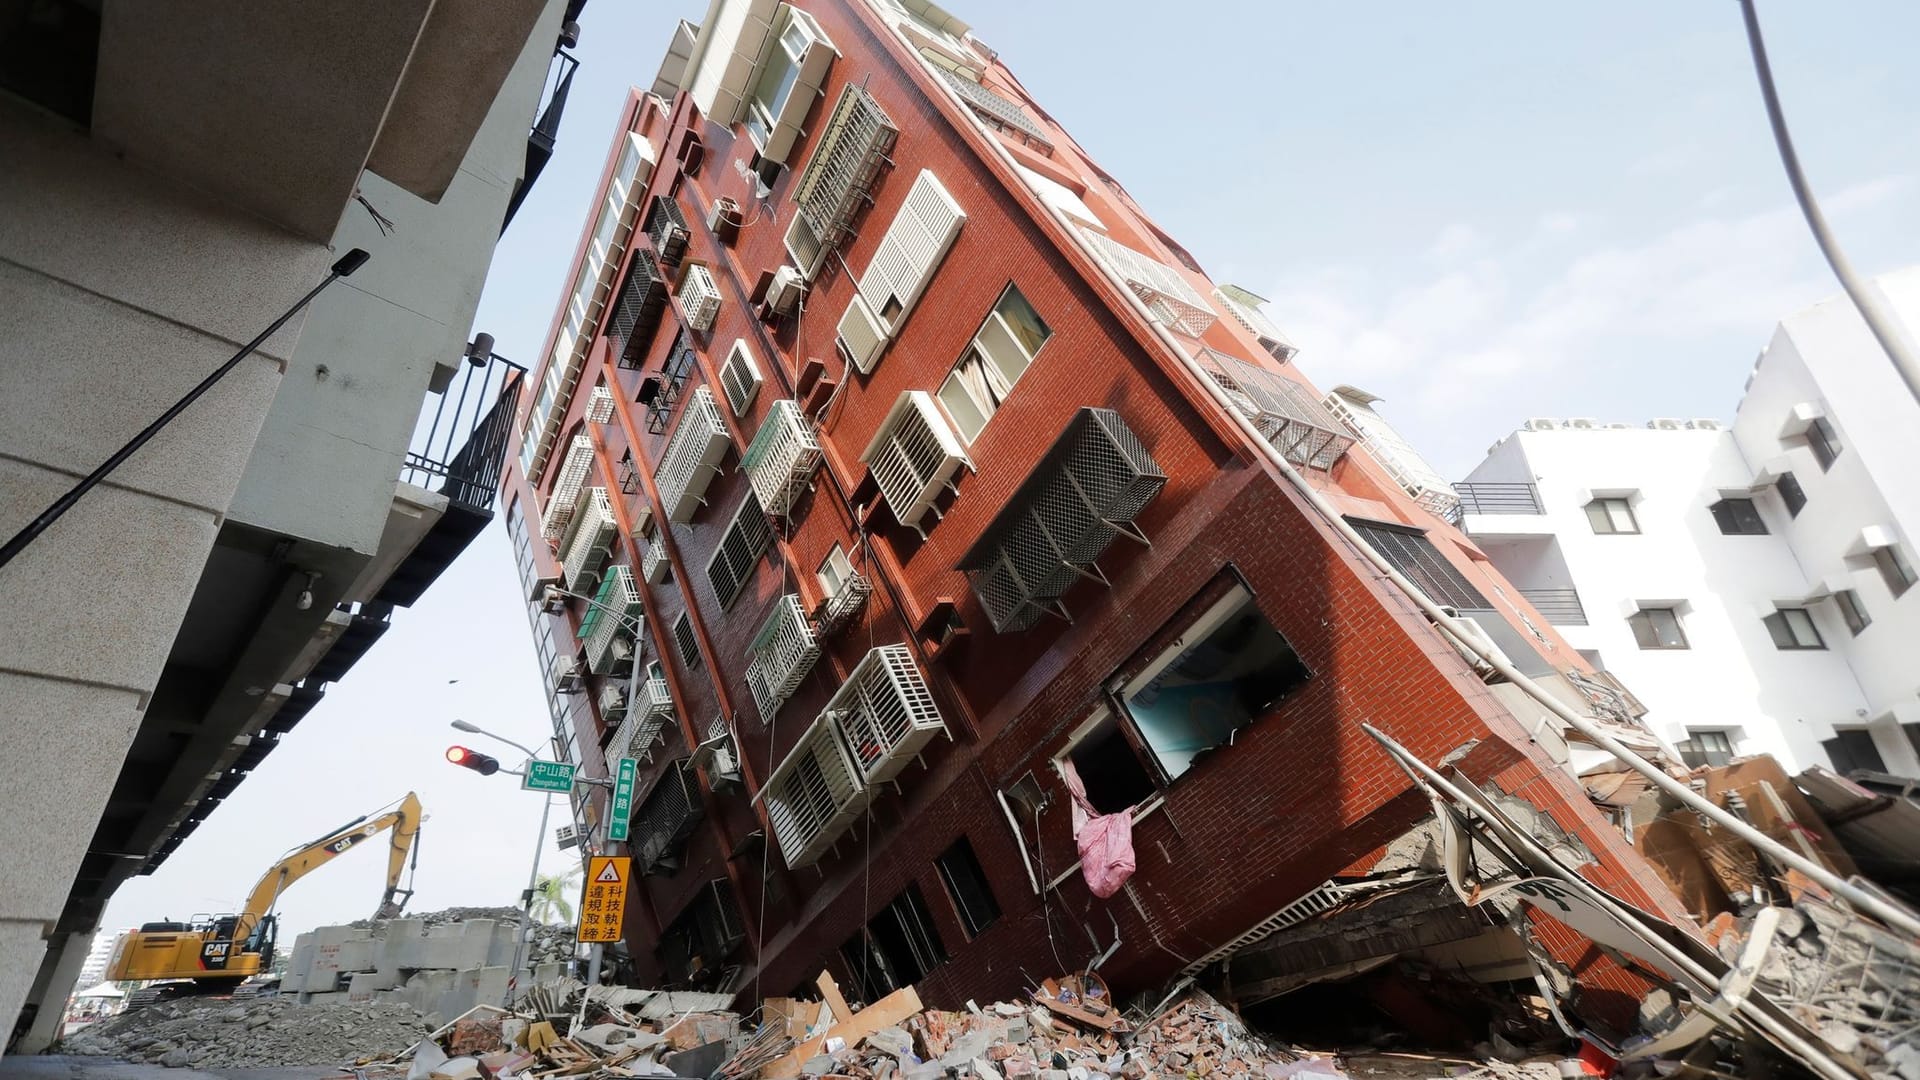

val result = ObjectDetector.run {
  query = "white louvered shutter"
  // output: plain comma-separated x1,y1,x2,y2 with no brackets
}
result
857,171,965,331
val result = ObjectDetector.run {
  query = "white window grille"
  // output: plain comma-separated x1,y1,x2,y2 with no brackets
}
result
618,663,675,762
860,391,971,536
760,716,867,869
745,594,821,721
1321,390,1458,519
639,535,671,584
655,387,731,522
1075,225,1216,336
815,545,872,635
824,643,947,785
639,662,675,720
743,400,823,518
540,435,596,540
587,384,615,424
856,171,966,335
1195,348,1354,470
789,84,898,280
707,492,772,608
678,264,722,332
580,565,642,675
1212,284,1296,362
718,339,763,416
836,293,890,374
560,487,617,592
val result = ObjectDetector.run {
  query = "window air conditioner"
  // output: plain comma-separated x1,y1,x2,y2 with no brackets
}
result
1566,418,1600,430
1648,418,1684,431
836,293,890,373
1525,418,1559,431
766,265,804,316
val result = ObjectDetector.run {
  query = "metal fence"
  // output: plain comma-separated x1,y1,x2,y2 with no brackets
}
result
1451,481,1544,515
401,351,525,512
1519,587,1587,626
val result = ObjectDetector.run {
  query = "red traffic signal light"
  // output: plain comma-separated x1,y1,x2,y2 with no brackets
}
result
445,746,500,776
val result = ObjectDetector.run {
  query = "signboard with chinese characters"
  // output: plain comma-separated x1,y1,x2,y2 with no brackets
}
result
522,759,576,793
577,856,630,943
605,758,637,843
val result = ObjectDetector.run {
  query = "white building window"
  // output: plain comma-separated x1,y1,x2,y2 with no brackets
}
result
1873,545,1916,598
1586,496,1640,535
1628,606,1688,650
935,286,1052,443
1677,730,1736,768
1835,589,1871,636
1763,607,1825,650
818,544,854,598
1805,417,1843,471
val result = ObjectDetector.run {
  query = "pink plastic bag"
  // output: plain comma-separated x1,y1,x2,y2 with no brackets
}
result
1059,760,1137,898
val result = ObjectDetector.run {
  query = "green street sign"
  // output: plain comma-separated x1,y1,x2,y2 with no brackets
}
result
522,759,576,794
606,758,637,842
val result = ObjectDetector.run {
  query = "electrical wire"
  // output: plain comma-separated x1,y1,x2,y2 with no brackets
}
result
1738,0,1920,404
1030,805,1069,976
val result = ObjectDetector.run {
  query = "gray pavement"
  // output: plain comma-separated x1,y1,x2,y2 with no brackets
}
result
0,1057,347,1080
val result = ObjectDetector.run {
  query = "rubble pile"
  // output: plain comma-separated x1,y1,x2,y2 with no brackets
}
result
349,906,578,966
1738,896,1920,1079
60,997,433,1068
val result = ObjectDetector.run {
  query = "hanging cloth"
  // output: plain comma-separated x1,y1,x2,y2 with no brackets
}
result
1057,759,1136,899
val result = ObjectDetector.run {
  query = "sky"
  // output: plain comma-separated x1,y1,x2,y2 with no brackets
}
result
100,1,1919,945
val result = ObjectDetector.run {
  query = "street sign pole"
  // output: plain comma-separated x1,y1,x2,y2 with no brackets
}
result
605,758,637,843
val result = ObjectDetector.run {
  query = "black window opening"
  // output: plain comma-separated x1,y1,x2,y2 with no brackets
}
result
1776,473,1807,518
840,884,946,1004
1873,546,1917,598
1710,497,1768,536
935,838,1000,938
1824,729,1887,776
673,613,701,669
657,880,745,989
1835,590,1871,636
1806,417,1843,471
641,330,699,434
1764,608,1825,650
1064,712,1158,815
1677,730,1735,769
1348,519,1490,610
1629,607,1688,650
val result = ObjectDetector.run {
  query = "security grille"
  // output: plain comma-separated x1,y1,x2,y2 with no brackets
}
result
1212,285,1296,362
560,487,617,592
639,664,675,721
1195,348,1354,470
743,400,823,518
579,565,641,675
933,68,1052,151
1347,518,1490,610
619,667,674,763
633,759,703,873
825,644,947,785
816,569,873,636
959,408,1167,633
540,435,596,540
656,387,731,522
745,595,821,721
672,613,700,670
587,385,615,423
549,653,583,694
679,263,722,332
791,84,899,272
1075,225,1216,336
645,197,689,266
707,492,772,609
639,536,671,584
860,391,970,536
608,259,665,365
1322,392,1459,519
718,340,762,416
761,717,867,869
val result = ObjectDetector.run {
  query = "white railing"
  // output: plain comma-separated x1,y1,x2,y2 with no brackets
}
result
586,384,615,424
655,387,730,522
743,400,823,518
540,434,596,540
639,667,674,720
761,717,867,869
744,595,820,720
1321,393,1459,519
816,571,872,635
1076,225,1216,337
861,390,969,536
639,536,671,583
561,487,616,591
581,565,641,675
824,644,946,785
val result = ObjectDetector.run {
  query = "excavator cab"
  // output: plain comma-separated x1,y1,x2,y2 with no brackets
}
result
241,914,279,969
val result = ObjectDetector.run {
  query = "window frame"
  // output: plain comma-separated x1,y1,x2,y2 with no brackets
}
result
1776,472,1807,518
1677,729,1736,769
817,543,855,600
1835,589,1871,636
1585,496,1640,535
1709,497,1768,536
1347,518,1490,610
1873,545,1916,598
1628,606,1689,650
672,617,701,671
1763,607,1825,650
934,284,1054,444
1805,417,1842,471
706,491,773,610
933,837,1000,939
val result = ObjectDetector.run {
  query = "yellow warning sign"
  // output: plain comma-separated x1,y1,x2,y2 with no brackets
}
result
577,856,630,943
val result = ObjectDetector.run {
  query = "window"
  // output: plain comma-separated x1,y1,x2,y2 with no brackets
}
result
673,613,701,670
818,544,854,599
1348,519,1490,610
934,838,1000,938
1676,730,1735,769
1835,589,1871,636
1763,607,1824,650
1873,546,1916,598
1628,607,1688,650
1116,585,1309,781
1710,497,1767,535
717,339,762,416
1585,496,1639,535
707,492,772,608
1063,712,1157,815
1806,417,1842,471
936,286,1052,443
840,884,946,1003
1776,472,1806,518
1824,730,1886,775
743,10,827,151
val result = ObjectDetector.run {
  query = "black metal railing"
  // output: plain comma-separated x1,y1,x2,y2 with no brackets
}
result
401,351,526,512
1519,588,1587,626
1452,481,1544,515
532,51,578,150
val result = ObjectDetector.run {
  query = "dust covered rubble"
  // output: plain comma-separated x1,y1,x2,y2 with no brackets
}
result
60,996,434,1068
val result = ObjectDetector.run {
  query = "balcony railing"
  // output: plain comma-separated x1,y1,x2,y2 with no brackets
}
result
745,595,821,721
1195,349,1354,471
504,47,579,229
1452,482,1544,516
935,68,1052,151
815,571,872,636
743,400,823,518
1519,587,1587,626
401,352,525,512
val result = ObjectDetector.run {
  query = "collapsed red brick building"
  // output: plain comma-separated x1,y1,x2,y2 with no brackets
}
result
496,0,1706,1041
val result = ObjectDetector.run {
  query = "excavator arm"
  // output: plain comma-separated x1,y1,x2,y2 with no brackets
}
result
235,792,424,940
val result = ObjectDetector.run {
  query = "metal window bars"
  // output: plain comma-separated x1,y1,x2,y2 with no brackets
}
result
645,197,690,268
559,487,616,592
400,352,525,512
932,67,1053,151
655,387,730,522
861,390,970,536
825,644,947,786
633,759,703,873
707,492,772,609
643,333,698,434
586,384,614,423
958,408,1167,633
1450,482,1545,516
540,434,596,540
761,716,868,869
1075,225,1217,337
1194,348,1355,470
1321,391,1460,520
1210,285,1297,362
745,594,821,722
815,569,873,636
792,85,899,266
609,259,666,367
743,400,823,518
580,565,642,675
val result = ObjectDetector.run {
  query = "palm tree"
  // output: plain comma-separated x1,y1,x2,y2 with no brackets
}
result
528,868,583,924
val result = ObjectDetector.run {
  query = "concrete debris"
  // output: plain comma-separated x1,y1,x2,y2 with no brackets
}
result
58,996,433,1067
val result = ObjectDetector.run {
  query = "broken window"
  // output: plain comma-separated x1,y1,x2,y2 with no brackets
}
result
840,884,946,1003
1063,711,1157,815
1116,585,1309,780
935,837,1000,938
1676,730,1735,769
1824,729,1886,775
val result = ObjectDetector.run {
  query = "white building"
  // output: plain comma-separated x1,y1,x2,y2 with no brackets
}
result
1456,268,1920,779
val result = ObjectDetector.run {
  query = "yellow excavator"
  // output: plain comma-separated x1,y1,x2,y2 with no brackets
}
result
106,793,424,991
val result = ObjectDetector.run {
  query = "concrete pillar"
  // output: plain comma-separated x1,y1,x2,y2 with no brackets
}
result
12,929,93,1054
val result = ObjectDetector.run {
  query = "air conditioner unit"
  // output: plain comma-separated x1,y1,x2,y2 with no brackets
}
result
1566,418,1600,430
541,585,569,615
551,655,584,693
836,293,890,373
1648,418,1684,431
766,265,804,316
1525,418,1560,431
1605,422,1632,429
599,683,628,716
1687,418,1721,431
679,264,722,332
707,197,742,243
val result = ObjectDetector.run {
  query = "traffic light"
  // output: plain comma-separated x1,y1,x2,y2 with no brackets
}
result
445,746,500,776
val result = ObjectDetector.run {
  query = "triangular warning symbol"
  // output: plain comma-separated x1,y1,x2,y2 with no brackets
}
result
594,861,623,884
